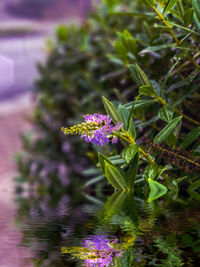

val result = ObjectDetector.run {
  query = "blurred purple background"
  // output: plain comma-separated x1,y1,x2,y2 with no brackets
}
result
0,0,91,101
0,2,91,266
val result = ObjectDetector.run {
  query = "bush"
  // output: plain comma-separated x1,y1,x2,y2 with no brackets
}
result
17,0,200,200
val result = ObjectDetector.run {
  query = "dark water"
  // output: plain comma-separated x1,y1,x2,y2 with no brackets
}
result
15,190,200,266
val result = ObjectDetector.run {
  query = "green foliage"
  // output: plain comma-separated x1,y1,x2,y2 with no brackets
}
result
102,96,121,124
154,116,182,144
155,236,184,266
17,0,200,201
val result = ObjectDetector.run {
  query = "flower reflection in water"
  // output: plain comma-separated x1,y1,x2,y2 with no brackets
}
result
84,235,122,266
61,235,123,266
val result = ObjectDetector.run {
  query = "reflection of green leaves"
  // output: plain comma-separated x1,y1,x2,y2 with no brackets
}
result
188,180,200,201
154,237,183,267
102,96,121,123
154,116,182,144
121,144,138,164
105,163,127,190
104,191,127,218
148,179,168,201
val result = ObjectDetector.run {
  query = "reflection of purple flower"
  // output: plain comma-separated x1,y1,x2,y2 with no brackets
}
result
61,114,122,146
83,235,120,266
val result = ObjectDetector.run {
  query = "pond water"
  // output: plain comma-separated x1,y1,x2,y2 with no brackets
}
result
14,189,200,266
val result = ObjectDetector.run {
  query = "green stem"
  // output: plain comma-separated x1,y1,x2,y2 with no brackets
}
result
152,7,200,69
116,130,155,165
152,7,181,46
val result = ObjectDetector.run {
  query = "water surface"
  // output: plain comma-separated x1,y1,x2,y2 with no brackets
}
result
14,190,200,266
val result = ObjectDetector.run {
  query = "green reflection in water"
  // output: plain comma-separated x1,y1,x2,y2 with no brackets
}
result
61,192,200,266
16,191,200,266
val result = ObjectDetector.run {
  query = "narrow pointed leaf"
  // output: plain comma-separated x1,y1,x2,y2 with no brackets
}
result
129,64,142,86
194,13,200,32
135,64,151,85
184,8,194,26
163,0,178,15
102,96,121,123
193,0,200,21
180,126,200,149
118,105,130,130
105,163,127,190
98,152,113,173
154,116,182,144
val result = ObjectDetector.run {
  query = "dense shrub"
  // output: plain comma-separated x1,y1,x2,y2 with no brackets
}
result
17,0,200,200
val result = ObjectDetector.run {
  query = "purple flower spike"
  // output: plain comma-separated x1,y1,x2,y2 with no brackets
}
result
81,114,122,146
62,113,122,146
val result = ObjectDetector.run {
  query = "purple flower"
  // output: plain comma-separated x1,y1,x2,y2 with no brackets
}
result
83,235,121,267
61,114,122,146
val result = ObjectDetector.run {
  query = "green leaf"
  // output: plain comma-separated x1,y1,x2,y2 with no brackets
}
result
143,0,155,7
140,44,175,54
105,163,128,190
129,64,151,86
114,40,127,62
163,0,178,15
139,85,156,97
125,99,156,109
154,116,182,144
56,25,69,42
118,105,130,130
148,179,168,201
121,144,138,164
98,153,113,173
194,13,200,32
135,64,151,86
180,126,200,149
144,164,158,181
193,0,200,22
127,152,139,190
129,64,142,86
84,174,105,187
158,106,174,123
128,117,136,139
120,30,138,54
183,8,194,26
102,96,121,124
